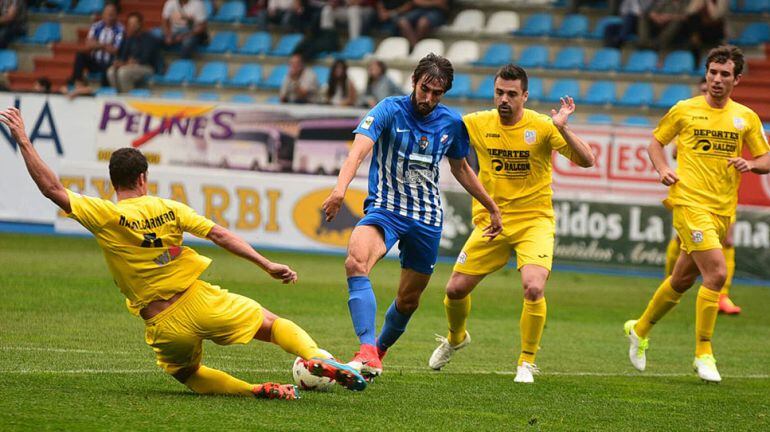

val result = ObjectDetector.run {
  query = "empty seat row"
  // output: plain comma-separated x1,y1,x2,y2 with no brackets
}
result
445,75,693,109
204,32,374,60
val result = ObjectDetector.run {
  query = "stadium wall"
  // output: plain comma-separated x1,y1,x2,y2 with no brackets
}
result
2,93,770,280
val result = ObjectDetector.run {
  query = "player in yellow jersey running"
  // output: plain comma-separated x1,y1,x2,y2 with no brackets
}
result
662,78,741,315
427,64,595,383
2,107,367,400
624,45,770,382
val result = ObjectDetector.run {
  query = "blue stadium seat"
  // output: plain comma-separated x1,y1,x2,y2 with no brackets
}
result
0,50,18,72
516,13,553,36
622,50,657,73
95,87,117,96
553,14,589,38
225,63,262,87
545,79,580,102
550,47,585,70
270,33,303,56
32,0,69,12
731,0,770,12
590,16,623,39
586,48,621,72
657,50,695,75
517,45,549,68
226,63,263,88
527,77,544,101
128,88,152,98
22,22,61,44
161,90,186,100
313,65,330,86
470,75,495,100
337,37,374,60
70,0,104,15
211,1,246,23
586,114,613,125
231,94,256,104
445,74,472,99
582,80,616,105
653,84,692,109
731,22,770,45
473,43,513,67
192,61,228,86
622,116,652,127
198,92,220,101
203,0,214,17
238,32,272,55
203,31,237,54
265,95,281,104
157,59,196,85
616,82,654,107
261,65,289,89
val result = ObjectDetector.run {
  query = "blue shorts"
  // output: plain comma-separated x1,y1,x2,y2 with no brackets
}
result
357,208,442,275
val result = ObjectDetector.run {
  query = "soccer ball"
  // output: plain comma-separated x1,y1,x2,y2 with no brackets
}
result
292,354,335,392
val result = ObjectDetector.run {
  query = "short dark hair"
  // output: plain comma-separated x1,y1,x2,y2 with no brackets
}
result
706,45,744,76
127,11,144,23
495,64,528,92
109,148,148,190
412,53,454,92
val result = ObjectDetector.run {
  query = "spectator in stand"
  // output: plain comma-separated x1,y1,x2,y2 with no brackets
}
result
396,0,448,50
323,59,357,107
0,0,26,49
162,0,208,59
320,0,376,39
279,53,318,104
568,0,619,14
638,0,691,58
107,12,161,93
33,77,52,94
377,0,412,35
604,0,653,48
359,59,400,108
686,0,727,57
62,3,124,96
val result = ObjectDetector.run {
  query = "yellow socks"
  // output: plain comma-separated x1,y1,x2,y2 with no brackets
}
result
695,286,720,357
664,237,680,277
635,277,683,338
270,317,328,360
721,246,735,296
184,366,255,396
444,295,471,346
518,298,547,365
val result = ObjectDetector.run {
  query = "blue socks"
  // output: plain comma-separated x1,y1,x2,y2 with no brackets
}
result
377,301,413,353
347,276,377,346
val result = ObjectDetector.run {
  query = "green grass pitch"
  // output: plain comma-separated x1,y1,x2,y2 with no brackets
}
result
1,233,769,431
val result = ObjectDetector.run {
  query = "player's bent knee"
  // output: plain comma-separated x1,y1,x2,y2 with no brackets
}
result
522,282,545,301
172,365,200,384
446,283,472,300
344,255,368,276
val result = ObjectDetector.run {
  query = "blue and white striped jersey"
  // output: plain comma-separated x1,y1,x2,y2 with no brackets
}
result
88,21,125,65
354,95,469,227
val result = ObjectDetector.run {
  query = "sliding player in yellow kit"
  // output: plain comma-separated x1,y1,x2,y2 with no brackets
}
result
662,78,741,315
624,46,770,382
427,64,595,383
2,107,366,400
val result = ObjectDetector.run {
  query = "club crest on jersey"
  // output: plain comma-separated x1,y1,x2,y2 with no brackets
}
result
691,230,704,244
419,135,429,150
524,129,536,145
440,134,449,143
733,116,746,131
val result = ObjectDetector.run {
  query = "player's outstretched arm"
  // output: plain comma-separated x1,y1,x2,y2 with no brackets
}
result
206,224,298,284
648,138,679,186
448,157,502,239
550,97,595,168
0,107,71,213
728,152,770,175
322,133,375,222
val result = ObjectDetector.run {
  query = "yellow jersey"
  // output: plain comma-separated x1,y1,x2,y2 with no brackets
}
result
463,108,578,219
654,96,769,216
65,190,216,316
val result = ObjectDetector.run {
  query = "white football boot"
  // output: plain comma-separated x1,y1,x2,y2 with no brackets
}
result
514,362,540,384
624,320,649,372
693,354,722,383
428,331,471,370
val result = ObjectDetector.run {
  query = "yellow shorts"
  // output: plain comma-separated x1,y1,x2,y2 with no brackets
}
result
453,213,555,275
672,205,730,253
143,280,263,375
